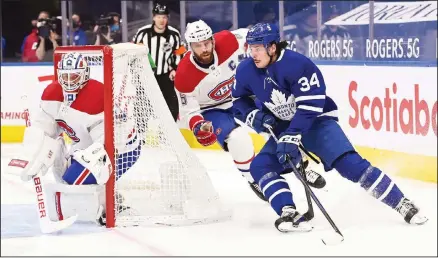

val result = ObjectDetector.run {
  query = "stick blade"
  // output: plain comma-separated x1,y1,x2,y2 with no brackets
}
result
40,214,78,234
321,231,344,246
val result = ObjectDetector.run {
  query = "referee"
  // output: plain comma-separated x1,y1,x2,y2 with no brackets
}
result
132,3,185,121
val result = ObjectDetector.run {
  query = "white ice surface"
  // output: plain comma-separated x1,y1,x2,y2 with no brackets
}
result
1,144,437,256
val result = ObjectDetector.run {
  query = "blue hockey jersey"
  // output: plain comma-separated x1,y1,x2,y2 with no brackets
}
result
232,49,338,135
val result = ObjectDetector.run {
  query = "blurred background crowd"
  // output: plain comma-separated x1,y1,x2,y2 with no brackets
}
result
1,0,436,63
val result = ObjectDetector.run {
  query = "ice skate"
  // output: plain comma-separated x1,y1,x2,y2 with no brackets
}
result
396,197,428,225
274,206,314,233
282,160,326,189
249,182,267,201
304,167,326,189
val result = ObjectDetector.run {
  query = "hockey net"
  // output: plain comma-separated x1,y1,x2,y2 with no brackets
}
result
54,44,229,227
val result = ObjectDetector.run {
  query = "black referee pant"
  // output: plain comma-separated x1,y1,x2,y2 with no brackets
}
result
155,72,179,122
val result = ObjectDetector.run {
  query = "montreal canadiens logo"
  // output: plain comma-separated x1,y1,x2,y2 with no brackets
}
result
56,119,80,142
208,75,235,101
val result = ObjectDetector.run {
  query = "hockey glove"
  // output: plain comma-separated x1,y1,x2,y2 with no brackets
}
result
192,120,217,146
246,110,276,133
276,134,302,168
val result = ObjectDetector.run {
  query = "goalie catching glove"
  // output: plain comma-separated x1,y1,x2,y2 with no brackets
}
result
71,142,112,185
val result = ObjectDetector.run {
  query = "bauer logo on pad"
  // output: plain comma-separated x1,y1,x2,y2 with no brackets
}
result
8,159,29,168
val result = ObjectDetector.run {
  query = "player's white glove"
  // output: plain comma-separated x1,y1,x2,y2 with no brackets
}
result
72,142,112,185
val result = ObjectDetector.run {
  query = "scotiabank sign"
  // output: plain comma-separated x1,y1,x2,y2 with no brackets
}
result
323,65,437,156
349,81,437,137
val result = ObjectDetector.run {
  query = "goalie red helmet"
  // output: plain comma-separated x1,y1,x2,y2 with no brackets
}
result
57,53,90,92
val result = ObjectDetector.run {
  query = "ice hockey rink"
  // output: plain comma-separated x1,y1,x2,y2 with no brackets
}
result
1,144,437,256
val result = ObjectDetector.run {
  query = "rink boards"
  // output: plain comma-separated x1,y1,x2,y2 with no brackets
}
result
1,63,436,183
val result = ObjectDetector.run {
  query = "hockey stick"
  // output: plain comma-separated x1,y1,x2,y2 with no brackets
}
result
299,144,320,165
21,96,78,233
265,125,343,245
298,162,314,221
32,175,78,233
265,127,314,220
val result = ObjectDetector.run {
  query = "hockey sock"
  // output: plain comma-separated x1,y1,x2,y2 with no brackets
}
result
234,154,255,183
334,152,404,209
259,172,295,216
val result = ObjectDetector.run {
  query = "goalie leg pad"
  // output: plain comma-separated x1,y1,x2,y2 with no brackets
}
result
45,183,105,223
225,126,255,183
115,142,142,179
62,159,98,185
52,136,69,184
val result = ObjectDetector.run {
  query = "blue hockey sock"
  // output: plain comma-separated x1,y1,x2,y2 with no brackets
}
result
358,166,405,209
334,152,404,209
258,172,295,216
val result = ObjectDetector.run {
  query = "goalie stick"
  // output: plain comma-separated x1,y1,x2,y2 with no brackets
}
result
265,125,343,245
21,95,78,233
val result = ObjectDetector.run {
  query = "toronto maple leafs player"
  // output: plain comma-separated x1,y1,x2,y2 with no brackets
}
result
175,20,325,202
232,23,428,232
7,53,141,226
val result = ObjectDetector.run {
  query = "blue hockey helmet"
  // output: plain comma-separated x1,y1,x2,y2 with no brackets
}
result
246,23,280,47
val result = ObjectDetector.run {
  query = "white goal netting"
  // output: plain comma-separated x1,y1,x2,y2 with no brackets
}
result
55,44,230,227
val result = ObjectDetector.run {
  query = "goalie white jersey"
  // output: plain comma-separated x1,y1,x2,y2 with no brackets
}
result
174,29,248,128
35,79,105,154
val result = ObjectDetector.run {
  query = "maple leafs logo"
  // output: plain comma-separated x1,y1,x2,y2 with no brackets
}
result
264,89,296,121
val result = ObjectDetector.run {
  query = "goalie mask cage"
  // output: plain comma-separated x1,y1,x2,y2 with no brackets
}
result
54,44,229,228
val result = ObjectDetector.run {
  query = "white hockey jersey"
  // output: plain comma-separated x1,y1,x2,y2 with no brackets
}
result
33,79,105,154
174,29,248,129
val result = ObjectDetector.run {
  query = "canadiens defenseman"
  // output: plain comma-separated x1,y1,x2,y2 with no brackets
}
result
7,53,141,226
232,23,428,232
174,20,326,202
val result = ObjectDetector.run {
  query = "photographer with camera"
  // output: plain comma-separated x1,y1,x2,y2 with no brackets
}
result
94,12,122,45
22,11,60,62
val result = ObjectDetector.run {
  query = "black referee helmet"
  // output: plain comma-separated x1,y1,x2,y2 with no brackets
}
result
153,3,169,15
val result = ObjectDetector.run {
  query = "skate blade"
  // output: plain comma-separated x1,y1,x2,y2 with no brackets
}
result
277,222,314,233
410,216,428,225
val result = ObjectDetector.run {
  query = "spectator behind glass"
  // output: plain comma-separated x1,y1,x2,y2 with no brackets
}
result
94,12,122,45
321,6,351,42
284,3,318,56
68,14,88,46
22,11,60,62
247,2,278,28
321,6,351,60
21,20,38,54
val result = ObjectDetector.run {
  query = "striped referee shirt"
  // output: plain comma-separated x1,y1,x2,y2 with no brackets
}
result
133,24,184,76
